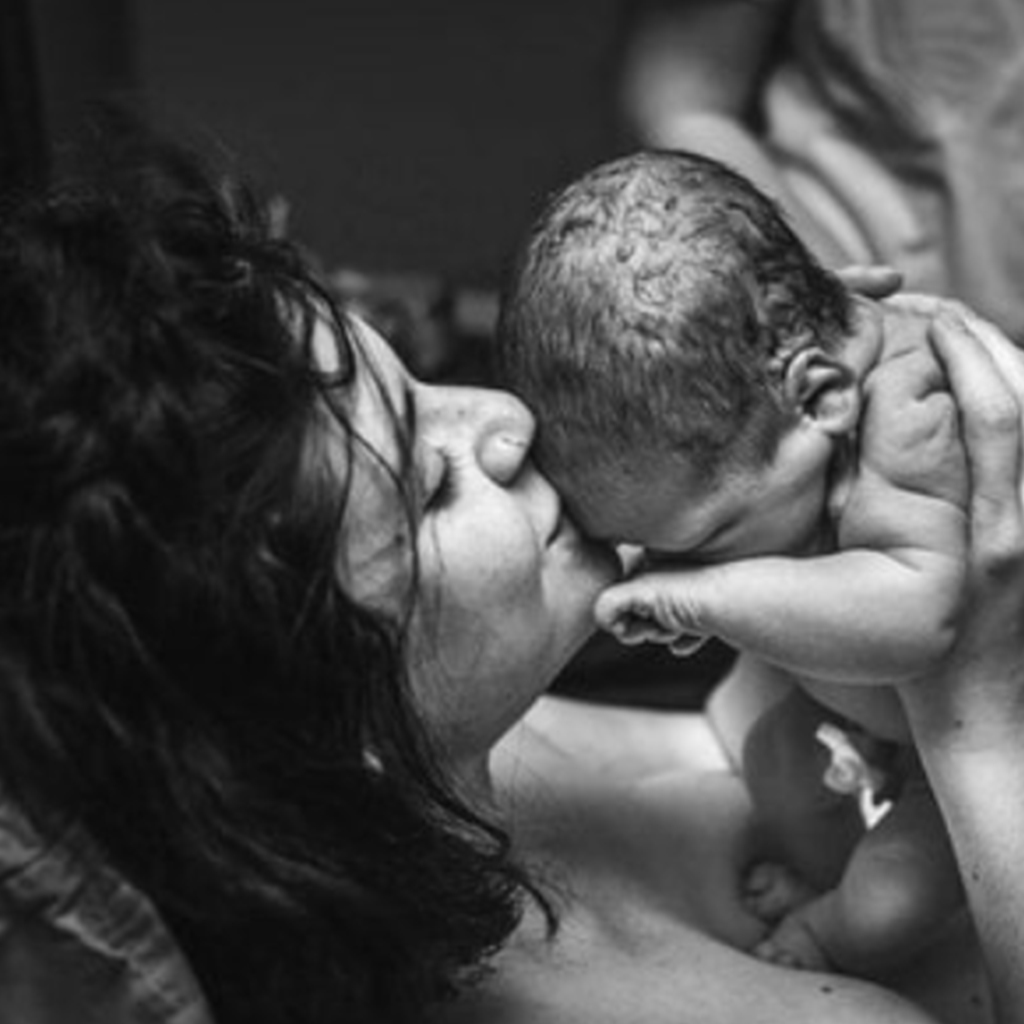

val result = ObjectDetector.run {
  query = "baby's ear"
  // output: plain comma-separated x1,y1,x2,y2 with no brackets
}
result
782,347,860,435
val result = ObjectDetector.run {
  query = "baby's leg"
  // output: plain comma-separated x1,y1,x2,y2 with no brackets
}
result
756,772,963,976
742,688,865,895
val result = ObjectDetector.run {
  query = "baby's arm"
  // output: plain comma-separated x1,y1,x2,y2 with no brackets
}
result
597,312,969,685
597,546,960,685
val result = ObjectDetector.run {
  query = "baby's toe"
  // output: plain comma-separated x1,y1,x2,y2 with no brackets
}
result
743,862,817,922
752,913,831,972
752,937,804,969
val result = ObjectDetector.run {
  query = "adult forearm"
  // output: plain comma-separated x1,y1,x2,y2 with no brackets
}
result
912,736,1024,1024
895,232,1024,1024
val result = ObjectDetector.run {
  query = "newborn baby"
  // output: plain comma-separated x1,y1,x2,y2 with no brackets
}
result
498,150,970,974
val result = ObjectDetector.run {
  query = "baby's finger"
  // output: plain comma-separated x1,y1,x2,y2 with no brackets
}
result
669,634,710,658
605,611,681,647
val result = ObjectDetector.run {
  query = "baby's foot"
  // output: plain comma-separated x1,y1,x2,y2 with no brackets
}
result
743,862,818,923
752,906,831,972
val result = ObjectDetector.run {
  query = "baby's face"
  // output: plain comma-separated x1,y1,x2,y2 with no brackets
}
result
568,428,834,564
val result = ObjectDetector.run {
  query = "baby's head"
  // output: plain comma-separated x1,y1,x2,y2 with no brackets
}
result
498,150,857,559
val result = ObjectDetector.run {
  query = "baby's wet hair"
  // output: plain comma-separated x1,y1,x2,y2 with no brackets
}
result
498,149,850,503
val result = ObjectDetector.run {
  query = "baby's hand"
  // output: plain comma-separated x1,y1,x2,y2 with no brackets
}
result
596,565,716,656
604,607,710,657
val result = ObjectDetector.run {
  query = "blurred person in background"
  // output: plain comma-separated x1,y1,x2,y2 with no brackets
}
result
617,0,1024,340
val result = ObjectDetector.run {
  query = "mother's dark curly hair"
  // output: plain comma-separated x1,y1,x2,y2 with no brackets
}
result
0,124,528,1023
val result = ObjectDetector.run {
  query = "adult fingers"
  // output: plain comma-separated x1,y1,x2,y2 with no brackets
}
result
886,292,970,318
835,264,903,299
948,306,1024,436
889,294,1024,435
928,314,1024,558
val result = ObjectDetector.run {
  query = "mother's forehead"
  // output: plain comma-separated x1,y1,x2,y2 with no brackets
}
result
316,314,410,441
312,312,403,379
324,316,416,614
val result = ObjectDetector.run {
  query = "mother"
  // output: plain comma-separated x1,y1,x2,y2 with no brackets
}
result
0,131,1021,1024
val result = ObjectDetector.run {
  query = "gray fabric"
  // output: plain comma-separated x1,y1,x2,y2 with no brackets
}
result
768,0,1024,340
0,797,214,1024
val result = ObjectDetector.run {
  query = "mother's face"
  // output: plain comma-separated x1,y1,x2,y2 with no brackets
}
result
321,317,617,759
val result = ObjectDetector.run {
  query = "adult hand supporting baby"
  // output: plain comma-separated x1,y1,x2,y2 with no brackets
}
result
897,309,1024,1024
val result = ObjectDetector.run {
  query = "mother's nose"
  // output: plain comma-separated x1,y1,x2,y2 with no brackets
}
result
472,389,536,485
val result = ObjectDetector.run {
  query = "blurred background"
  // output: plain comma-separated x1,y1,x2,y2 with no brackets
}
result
0,0,737,706
7,0,627,284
